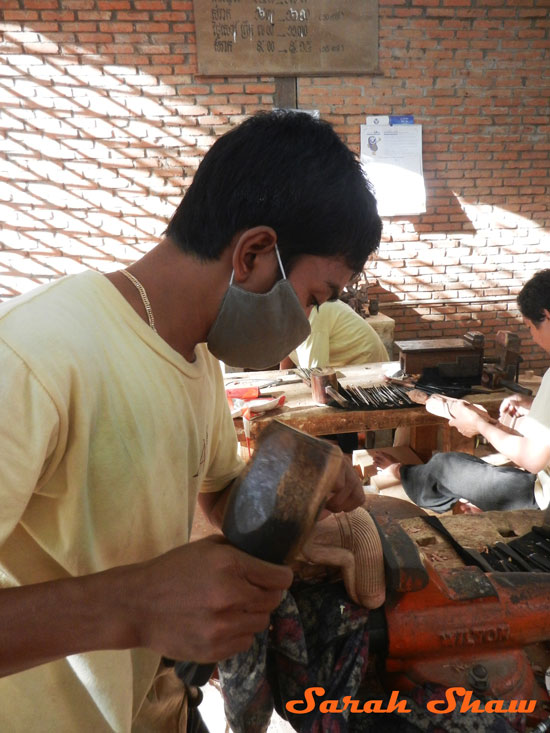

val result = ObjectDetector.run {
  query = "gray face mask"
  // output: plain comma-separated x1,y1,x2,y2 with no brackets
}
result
207,246,311,369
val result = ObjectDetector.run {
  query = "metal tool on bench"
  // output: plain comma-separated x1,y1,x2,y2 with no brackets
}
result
479,505,550,574
341,382,417,409
366,501,550,725
303,366,418,410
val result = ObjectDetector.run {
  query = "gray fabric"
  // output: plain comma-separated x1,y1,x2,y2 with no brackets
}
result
400,452,538,513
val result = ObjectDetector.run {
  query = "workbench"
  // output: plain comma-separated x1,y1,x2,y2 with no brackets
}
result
227,362,511,462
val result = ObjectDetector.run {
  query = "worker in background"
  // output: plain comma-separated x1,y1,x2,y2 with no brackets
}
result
375,269,550,515
281,298,388,454
0,110,382,731
280,297,388,371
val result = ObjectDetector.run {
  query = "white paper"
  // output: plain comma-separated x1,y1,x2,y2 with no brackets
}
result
360,123,426,217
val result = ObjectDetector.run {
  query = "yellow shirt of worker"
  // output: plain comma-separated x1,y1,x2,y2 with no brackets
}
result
0,271,243,732
288,299,388,368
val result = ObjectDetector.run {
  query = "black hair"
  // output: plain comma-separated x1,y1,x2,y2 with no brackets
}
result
517,269,550,324
165,110,381,272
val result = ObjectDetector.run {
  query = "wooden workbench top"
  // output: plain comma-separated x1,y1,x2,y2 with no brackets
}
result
400,510,542,571
226,362,509,444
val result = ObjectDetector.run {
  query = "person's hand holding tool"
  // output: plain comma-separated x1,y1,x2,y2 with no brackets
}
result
447,399,495,437
499,392,533,421
128,535,293,663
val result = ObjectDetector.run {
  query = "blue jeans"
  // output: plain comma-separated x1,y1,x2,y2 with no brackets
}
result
400,452,538,513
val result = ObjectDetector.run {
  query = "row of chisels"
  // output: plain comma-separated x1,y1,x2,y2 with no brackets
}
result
427,516,550,574
295,367,417,410
482,525,550,573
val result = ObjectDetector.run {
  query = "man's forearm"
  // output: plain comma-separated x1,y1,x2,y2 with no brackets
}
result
478,419,550,474
0,565,138,678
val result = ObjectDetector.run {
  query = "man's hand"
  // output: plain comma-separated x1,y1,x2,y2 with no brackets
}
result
447,399,495,437
324,454,365,513
499,393,532,421
0,536,291,678
130,536,293,663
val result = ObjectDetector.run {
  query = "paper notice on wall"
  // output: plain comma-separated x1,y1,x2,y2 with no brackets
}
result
360,123,426,217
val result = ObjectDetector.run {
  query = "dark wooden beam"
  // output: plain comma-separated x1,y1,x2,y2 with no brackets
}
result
274,77,297,109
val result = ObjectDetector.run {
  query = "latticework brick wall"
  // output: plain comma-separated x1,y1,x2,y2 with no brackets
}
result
1,0,549,369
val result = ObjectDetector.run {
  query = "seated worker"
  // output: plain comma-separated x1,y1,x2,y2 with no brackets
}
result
374,269,550,514
0,110,383,731
280,299,389,454
280,297,388,371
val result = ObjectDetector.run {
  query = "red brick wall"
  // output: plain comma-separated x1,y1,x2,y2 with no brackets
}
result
1,0,549,371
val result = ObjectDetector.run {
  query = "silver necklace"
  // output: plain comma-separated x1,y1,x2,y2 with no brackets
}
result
120,269,157,333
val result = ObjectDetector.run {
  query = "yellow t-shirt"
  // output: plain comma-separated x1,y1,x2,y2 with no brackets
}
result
288,299,389,368
0,271,244,731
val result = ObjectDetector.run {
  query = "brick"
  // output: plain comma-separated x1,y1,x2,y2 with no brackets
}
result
0,0,547,374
